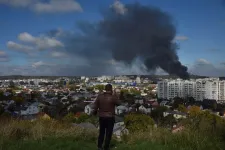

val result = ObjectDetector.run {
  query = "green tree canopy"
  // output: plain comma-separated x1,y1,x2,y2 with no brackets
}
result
178,104,188,113
151,106,168,124
130,88,141,96
124,113,154,133
94,85,105,91
161,114,177,128
173,97,184,109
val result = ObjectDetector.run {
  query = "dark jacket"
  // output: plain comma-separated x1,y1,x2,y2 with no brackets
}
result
93,91,120,117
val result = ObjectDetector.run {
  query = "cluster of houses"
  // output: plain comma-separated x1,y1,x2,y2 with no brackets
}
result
0,75,158,119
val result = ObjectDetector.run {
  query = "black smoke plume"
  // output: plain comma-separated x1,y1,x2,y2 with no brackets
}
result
66,3,189,79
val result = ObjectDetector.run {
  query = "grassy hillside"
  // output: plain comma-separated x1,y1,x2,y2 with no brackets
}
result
0,118,224,150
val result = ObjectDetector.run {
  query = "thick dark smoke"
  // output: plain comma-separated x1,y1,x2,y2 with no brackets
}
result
65,3,189,79
100,3,189,79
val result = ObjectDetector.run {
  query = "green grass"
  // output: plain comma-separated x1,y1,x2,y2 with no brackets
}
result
0,118,224,150
0,137,181,150
1,135,222,150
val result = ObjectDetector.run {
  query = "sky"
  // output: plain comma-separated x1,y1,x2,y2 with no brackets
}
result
0,0,225,77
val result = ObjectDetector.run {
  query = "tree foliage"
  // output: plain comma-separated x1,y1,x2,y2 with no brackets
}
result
124,113,154,133
178,104,188,113
183,108,225,138
161,114,177,128
62,112,76,123
13,96,25,105
76,113,90,123
189,105,201,117
94,85,105,91
173,97,184,109
120,89,129,95
130,88,141,96
151,106,168,124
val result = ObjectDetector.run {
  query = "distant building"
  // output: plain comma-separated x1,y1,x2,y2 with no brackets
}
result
136,76,141,84
157,78,225,101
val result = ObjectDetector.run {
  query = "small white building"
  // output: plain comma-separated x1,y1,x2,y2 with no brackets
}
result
163,111,187,119
113,122,129,139
84,103,95,115
135,99,144,104
21,103,40,116
115,105,128,115
138,105,151,114
61,96,69,105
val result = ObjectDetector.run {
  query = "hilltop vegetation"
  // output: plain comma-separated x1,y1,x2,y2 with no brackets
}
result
1,107,225,150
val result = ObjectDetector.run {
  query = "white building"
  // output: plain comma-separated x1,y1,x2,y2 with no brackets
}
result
157,78,225,101
136,76,141,84
158,79,196,100
20,102,40,116
219,81,225,101
97,76,113,82
84,103,95,115
157,80,168,99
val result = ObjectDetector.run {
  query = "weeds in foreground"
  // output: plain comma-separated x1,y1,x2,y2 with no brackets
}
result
0,119,224,150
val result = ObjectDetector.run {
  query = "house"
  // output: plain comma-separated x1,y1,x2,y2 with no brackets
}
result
71,95,79,101
67,104,78,111
160,100,172,108
128,104,137,112
172,125,184,133
146,100,159,110
115,105,128,115
138,105,151,114
163,111,187,119
135,99,144,104
20,102,40,116
84,103,95,115
113,122,129,139
61,96,69,105
39,113,51,120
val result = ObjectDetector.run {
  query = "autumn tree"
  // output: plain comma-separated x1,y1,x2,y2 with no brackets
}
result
189,105,201,117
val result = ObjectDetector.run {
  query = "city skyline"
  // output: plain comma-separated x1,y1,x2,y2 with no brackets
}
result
0,0,225,76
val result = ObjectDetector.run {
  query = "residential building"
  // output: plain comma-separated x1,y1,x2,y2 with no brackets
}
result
158,78,225,101
219,81,225,101
158,79,196,100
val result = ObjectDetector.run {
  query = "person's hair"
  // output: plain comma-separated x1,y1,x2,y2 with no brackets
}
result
105,84,112,92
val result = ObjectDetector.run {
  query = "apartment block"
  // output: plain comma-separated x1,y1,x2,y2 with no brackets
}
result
157,78,225,101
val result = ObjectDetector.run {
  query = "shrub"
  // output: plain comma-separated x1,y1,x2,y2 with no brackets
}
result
124,113,154,133
76,113,89,123
62,113,76,123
